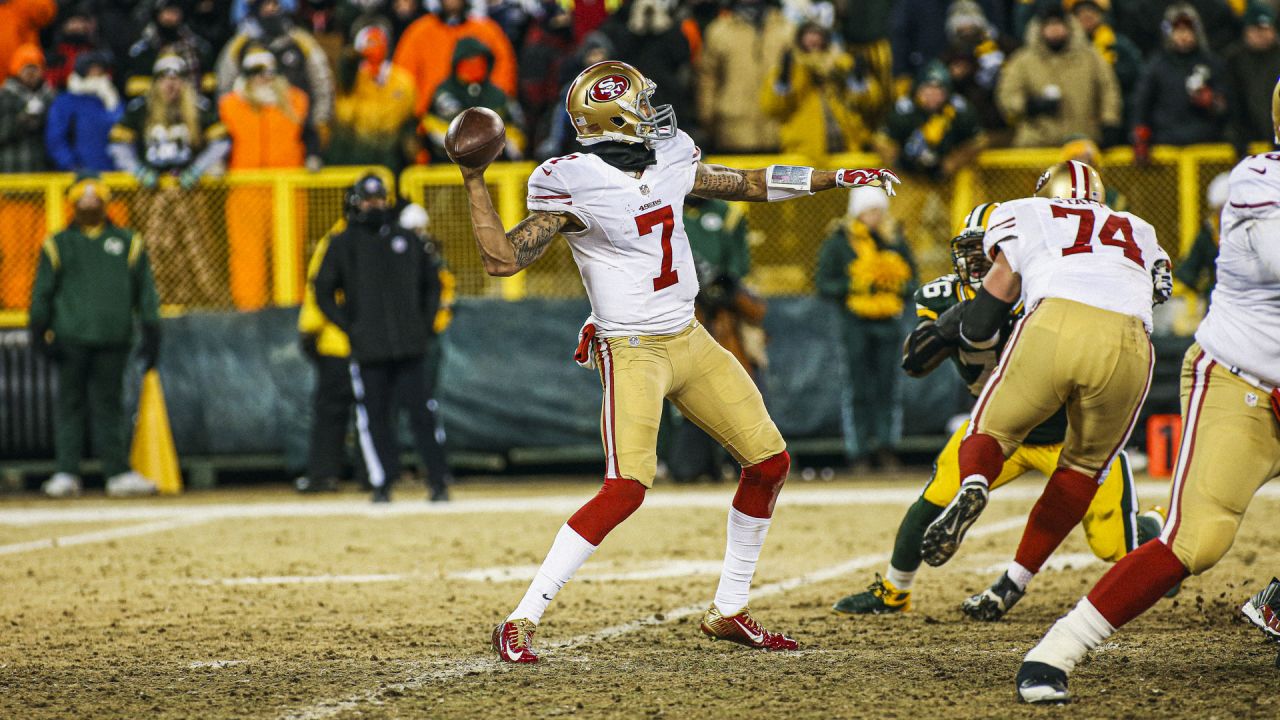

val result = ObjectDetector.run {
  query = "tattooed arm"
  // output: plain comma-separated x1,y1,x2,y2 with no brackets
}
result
460,165,583,276
690,163,894,201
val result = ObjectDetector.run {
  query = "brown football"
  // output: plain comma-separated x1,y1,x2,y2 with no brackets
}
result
445,107,507,168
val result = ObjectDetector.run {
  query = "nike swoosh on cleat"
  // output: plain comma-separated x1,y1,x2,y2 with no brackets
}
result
735,620,765,644
504,644,523,662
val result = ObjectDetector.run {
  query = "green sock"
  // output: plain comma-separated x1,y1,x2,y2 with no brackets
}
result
889,497,946,575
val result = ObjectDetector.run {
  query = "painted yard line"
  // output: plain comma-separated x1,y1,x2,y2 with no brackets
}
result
448,559,725,584
0,481,1236,526
279,514,1030,720
193,560,732,588
0,517,207,556
191,573,414,587
978,552,1100,576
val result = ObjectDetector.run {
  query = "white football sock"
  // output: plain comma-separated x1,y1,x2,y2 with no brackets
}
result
1006,561,1035,590
1024,597,1116,673
885,566,916,591
713,508,772,616
508,524,597,624
962,474,991,489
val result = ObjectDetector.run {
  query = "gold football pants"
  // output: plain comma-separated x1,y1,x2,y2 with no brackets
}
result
1161,343,1280,574
971,298,1153,478
925,419,1139,561
593,323,786,487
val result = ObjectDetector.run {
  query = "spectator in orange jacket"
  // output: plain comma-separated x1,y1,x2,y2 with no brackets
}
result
0,0,56,88
219,48,314,310
392,0,517,115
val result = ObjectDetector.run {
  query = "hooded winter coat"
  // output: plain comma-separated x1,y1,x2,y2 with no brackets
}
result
698,7,793,153
392,4,517,116
760,42,869,161
1132,6,1228,146
422,38,526,163
996,15,1121,147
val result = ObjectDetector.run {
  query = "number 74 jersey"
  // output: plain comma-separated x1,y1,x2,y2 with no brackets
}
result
526,130,702,336
983,197,1169,332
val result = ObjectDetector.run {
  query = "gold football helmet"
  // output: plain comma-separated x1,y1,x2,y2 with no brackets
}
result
951,202,1000,287
1034,160,1105,203
565,60,676,146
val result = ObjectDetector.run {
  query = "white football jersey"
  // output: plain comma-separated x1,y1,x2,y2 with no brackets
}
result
983,197,1169,332
526,130,702,336
1195,152,1280,388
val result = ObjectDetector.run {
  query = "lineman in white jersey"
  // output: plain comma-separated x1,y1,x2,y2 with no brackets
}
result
918,159,1170,574
1016,82,1280,704
455,60,901,662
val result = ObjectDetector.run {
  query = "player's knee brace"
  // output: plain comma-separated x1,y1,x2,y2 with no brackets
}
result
567,477,647,545
734,451,790,519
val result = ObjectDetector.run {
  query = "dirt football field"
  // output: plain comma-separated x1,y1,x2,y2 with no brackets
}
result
0,473,1276,719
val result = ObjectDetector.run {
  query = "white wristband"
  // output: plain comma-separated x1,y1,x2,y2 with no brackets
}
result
765,164,813,201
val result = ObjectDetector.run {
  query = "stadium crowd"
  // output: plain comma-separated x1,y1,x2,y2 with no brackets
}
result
1,0,1278,181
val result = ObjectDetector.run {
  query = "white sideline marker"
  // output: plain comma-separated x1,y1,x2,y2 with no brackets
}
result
0,517,207,556
278,515,1030,720
978,552,1100,576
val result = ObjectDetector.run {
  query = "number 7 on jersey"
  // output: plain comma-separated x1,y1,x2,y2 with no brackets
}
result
635,206,679,291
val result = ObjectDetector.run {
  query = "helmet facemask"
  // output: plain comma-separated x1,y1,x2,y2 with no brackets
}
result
951,230,990,287
568,61,677,146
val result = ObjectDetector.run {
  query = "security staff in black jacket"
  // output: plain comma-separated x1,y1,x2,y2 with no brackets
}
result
314,174,449,503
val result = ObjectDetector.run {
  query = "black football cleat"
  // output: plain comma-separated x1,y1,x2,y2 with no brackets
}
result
962,572,1025,621
922,481,988,566
1016,661,1070,704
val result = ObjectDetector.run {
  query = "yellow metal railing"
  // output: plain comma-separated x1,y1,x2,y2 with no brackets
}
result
0,143,1265,327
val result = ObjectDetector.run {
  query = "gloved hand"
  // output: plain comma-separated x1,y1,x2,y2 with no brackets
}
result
178,168,201,190
140,323,160,370
1024,93,1061,118
1132,125,1153,167
1190,85,1215,110
299,333,320,362
835,167,901,196
135,166,159,189
1152,259,1173,305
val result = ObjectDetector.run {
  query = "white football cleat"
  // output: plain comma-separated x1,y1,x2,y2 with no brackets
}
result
42,472,82,498
106,472,158,498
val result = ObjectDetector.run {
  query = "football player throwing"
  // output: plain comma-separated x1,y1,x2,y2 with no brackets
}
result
457,60,900,663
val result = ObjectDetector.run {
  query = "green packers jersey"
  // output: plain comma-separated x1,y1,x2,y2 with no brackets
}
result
913,274,1067,446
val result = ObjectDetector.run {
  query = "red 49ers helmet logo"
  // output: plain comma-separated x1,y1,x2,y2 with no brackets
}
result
589,74,631,102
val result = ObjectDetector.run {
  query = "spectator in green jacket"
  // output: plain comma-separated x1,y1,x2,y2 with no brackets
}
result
28,176,162,499
816,186,917,472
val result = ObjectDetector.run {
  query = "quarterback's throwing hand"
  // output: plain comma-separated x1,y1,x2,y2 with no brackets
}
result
836,168,902,197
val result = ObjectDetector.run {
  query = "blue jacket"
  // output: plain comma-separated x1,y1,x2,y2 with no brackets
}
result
45,91,122,172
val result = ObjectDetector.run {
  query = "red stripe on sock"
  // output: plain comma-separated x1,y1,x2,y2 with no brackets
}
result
1014,467,1097,573
567,478,646,545
1087,539,1189,628
733,451,790,519
957,432,1004,485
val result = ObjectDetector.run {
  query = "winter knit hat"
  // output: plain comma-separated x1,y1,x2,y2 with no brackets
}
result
848,185,890,219
8,44,45,78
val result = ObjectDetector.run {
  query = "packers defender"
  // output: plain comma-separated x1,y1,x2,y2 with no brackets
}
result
832,203,1162,620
